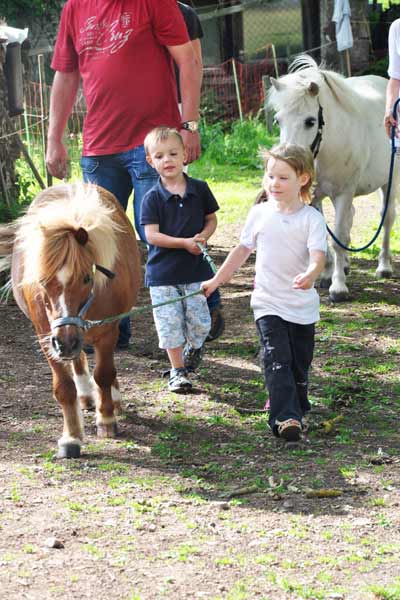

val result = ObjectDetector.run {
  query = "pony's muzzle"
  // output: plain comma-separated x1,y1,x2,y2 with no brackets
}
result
51,327,83,359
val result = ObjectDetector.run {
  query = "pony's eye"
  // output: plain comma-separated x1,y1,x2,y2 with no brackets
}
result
83,274,92,285
304,117,316,129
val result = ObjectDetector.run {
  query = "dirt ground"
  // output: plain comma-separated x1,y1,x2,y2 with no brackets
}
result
0,195,399,600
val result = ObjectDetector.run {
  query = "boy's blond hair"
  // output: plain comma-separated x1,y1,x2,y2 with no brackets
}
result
144,126,184,155
259,143,316,205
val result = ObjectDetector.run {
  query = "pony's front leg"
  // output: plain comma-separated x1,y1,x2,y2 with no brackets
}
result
329,193,355,302
93,339,119,438
50,360,84,458
312,197,333,288
376,183,396,278
72,352,97,411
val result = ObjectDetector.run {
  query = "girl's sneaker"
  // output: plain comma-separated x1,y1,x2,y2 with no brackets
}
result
276,418,302,441
168,368,193,393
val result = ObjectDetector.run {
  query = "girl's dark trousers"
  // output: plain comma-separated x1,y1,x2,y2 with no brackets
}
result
256,315,315,436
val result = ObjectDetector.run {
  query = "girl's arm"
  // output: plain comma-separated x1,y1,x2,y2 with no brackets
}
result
292,250,326,290
202,244,253,297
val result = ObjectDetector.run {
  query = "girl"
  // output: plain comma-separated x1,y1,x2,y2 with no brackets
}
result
202,143,327,441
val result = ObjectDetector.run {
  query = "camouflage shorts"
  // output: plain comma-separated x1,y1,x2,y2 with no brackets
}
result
150,283,211,350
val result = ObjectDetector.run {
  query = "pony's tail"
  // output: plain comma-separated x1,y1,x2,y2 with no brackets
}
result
0,222,17,274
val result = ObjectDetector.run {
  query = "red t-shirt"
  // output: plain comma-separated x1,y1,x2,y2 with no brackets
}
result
51,0,189,156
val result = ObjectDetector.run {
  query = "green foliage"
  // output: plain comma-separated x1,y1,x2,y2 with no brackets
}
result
0,0,63,25
199,117,278,169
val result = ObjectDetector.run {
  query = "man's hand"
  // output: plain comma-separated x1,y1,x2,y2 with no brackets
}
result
46,139,70,180
181,130,200,164
183,237,203,255
384,112,397,139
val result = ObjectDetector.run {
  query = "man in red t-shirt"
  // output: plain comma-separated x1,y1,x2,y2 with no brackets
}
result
46,0,202,349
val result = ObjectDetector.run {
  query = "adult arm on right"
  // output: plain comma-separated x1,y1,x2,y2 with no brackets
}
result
46,70,80,179
384,78,400,138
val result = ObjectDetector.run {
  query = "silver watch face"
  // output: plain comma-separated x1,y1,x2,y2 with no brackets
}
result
183,121,199,132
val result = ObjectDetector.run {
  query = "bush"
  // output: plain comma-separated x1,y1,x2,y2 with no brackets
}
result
199,117,278,169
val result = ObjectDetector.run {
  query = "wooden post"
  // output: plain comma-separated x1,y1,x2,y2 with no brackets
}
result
345,49,351,77
231,58,243,122
0,103,46,190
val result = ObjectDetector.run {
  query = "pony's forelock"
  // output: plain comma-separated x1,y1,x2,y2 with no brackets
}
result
17,183,121,288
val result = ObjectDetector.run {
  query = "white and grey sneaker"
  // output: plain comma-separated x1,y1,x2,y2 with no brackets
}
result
183,344,204,372
168,367,193,393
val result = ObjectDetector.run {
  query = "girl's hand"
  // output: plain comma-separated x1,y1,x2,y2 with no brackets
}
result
293,272,314,290
201,277,218,297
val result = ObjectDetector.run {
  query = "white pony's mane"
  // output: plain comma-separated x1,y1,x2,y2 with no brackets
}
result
268,54,361,117
17,183,121,288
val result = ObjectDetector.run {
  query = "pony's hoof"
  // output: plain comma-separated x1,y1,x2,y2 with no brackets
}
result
329,291,349,303
97,421,118,438
57,443,81,459
319,277,331,289
376,269,393,279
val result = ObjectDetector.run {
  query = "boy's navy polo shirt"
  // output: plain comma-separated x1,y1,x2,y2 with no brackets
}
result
141,175,219,286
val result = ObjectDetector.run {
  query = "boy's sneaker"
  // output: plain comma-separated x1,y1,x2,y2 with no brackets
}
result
168,368,193,393
183,344,204,372
206,307,225,342
276,418,302,442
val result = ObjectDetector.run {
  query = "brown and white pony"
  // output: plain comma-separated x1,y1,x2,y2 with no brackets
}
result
0,183,141,458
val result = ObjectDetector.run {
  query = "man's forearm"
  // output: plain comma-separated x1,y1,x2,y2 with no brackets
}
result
385,78,400,115
47,70,80,143
178,58,201,122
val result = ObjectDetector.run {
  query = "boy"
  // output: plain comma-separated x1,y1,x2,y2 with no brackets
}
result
141,126,219,393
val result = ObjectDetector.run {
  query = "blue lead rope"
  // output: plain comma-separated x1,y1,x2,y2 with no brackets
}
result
324,97,399,253
51,242,218,332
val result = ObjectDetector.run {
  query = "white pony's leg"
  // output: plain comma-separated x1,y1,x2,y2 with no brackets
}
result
376,183,396,278
312,198,333,288
329,193,354,302
72,353,97,410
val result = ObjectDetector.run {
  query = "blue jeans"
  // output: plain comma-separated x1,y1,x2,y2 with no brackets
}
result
256,315,314,435
81,145,158,242
81,145,158,343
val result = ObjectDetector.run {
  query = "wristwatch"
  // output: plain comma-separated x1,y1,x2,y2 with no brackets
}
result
180,120,199,132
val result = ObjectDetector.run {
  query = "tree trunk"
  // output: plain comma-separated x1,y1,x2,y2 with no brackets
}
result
0,44,21,216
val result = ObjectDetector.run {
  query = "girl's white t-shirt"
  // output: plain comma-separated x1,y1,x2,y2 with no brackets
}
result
388,19,400,79
240,201,327,325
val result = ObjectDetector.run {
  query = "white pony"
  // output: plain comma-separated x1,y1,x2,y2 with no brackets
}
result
267,55,399,301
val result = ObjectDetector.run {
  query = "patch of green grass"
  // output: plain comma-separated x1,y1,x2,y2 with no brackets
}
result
369,581,400,600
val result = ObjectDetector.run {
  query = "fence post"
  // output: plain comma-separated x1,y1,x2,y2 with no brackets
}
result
231,58,243,122
262,76,274,133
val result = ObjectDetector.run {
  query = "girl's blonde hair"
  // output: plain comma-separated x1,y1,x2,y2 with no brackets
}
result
144,126,184,155
257,143,316,205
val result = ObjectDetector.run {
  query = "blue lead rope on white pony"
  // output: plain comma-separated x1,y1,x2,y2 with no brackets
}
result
325,98,399,253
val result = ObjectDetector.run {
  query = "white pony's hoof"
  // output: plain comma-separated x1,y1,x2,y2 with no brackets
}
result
329,290,350,303
375,268,393,279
